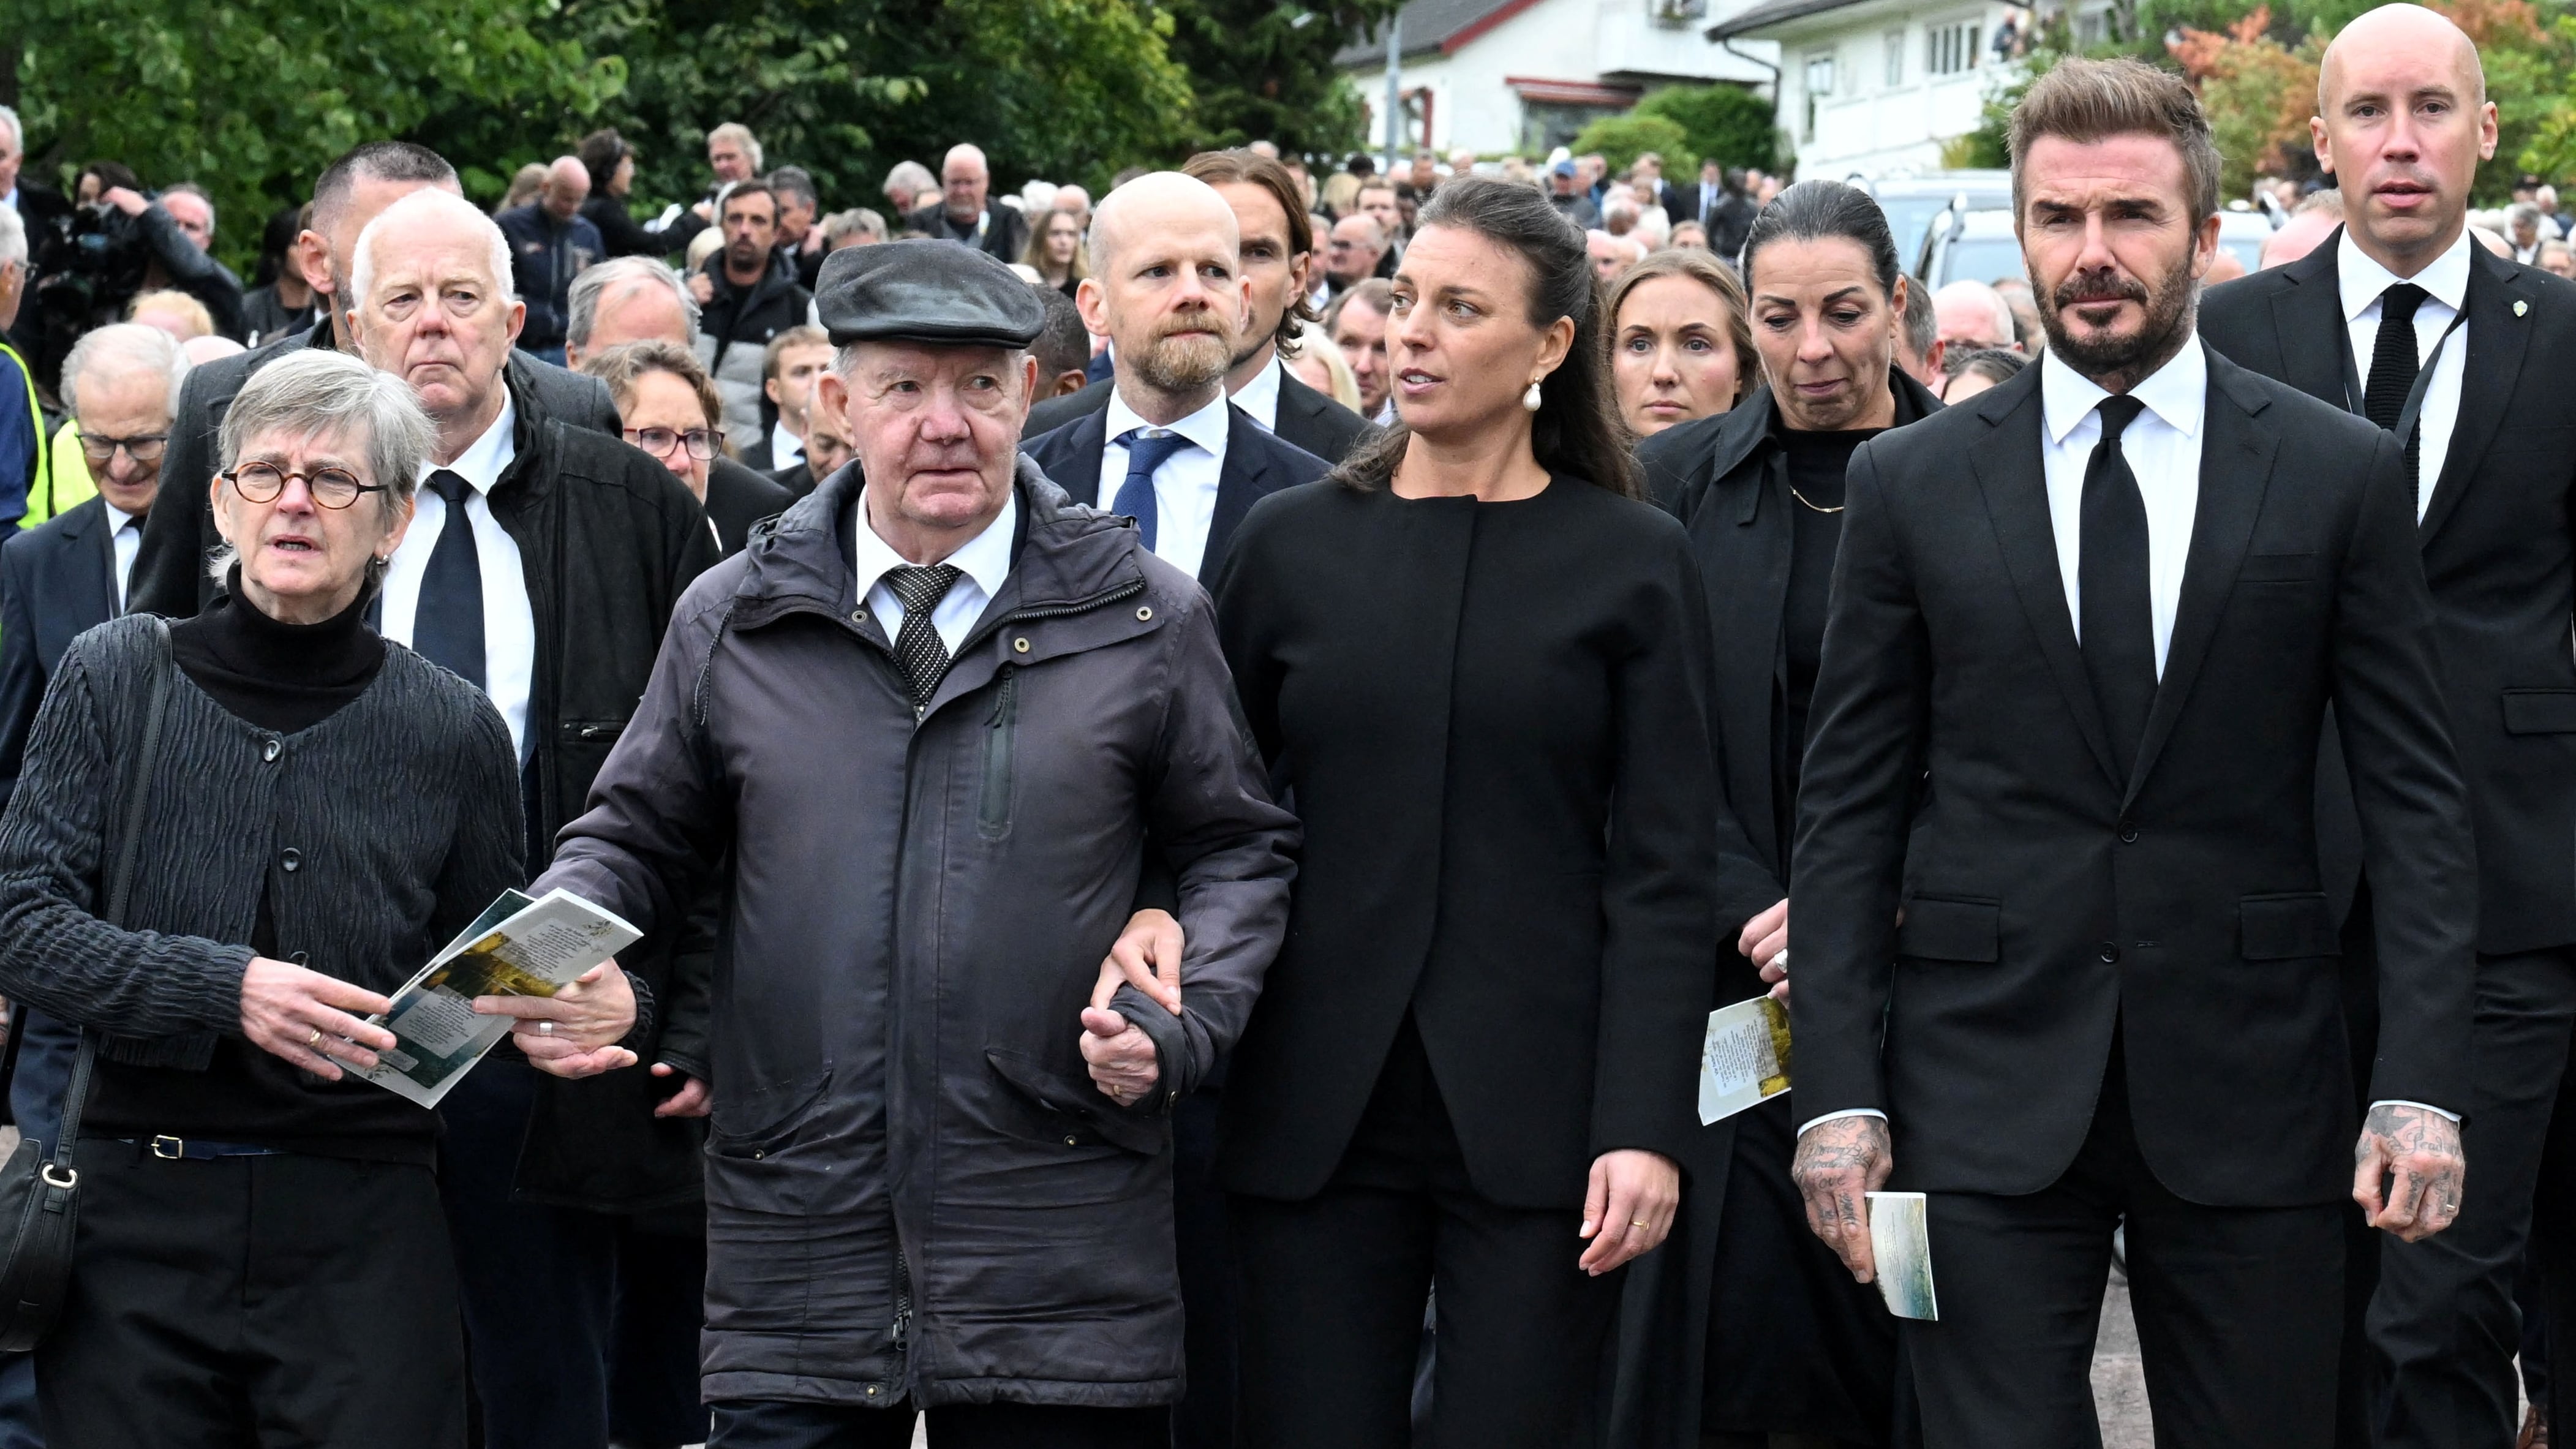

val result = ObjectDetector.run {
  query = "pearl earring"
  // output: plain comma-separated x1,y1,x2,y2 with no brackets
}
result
1523,379,1543,412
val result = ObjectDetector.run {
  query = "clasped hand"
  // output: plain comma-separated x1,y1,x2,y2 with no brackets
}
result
1082,909,1183,1107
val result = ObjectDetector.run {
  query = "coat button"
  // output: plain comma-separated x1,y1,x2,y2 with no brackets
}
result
260,738,281,763
281,848,302,873
850,609,866,624
2118,822,2139,843
288,951,309,966
2098,942,2120,963
1063,1135,1080,1147
1135,606,1153,622
1012,638,1031,653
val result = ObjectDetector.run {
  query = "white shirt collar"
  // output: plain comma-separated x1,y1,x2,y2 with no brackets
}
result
851,483,1017,603
769,416,805,467
2041,333,2208,446
101,500,140,533
2338,225,2472,321
1104,383,1232,458
430,392,519,495
1229,355,1286,432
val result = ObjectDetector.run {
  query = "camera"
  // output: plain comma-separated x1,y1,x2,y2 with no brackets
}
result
29,203,148,328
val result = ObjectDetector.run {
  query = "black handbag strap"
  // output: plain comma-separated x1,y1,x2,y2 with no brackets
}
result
51,619,177,1173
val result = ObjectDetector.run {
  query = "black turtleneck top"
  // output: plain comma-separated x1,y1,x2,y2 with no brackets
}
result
1775,423,1883,850
86,575,427,1162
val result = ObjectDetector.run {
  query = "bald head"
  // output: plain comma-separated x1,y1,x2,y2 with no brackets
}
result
1086,171,1241,278
940,143,992,225
1075,172,1246,418
1932,280,2018,353
542,156,590,223
2314,3,2496,271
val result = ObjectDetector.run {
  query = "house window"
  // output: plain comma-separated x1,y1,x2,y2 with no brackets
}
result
1802,51,1836,140
1885,29,1907,86
1927,20,1981,74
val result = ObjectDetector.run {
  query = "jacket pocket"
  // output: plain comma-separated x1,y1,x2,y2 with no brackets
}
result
985,1047,1165,1156
560,715,633,748
979,671,1017,837
2239,552,2316,583
2503,688,2576,734
2239,892,2341,960
708,1069,833,1161
1895,895,2000,962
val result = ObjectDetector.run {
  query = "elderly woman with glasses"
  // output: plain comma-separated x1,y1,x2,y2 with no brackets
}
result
0,348,642,1449
580,338,791,554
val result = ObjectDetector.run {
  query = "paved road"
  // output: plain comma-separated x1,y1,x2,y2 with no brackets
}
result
2093,1270,2155,1448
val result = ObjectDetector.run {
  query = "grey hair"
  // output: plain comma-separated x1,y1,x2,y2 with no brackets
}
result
568,256,699,350
0,105,19,156
209,350,434,584
0,205,22,272
822,208,887,245
2510,201,2544,228
348,189,518,315
61,323,188,417
708,122,763,171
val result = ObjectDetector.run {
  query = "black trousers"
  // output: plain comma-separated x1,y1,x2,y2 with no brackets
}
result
36,1142,466,1448
439,1057,709,1449
1172,1083,1235,1449
2358,942,2576,1449
709,1398,1169,1448
1905,1051,2343,1449
1229,1018,1624,1449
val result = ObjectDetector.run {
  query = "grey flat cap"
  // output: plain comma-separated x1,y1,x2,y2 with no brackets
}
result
815,238,1047,349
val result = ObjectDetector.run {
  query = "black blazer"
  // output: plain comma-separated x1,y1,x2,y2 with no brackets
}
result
706,457,795,555
127,320,624,618
0,497,121,810
2201,233,2576,955
1025,367,1376,467
1022,402,1331,581
1210,478,1719,1210
1791,348,2477,1208
1641,370,1945,980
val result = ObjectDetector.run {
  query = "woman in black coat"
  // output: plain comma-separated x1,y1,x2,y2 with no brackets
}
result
1211,176,1719,1449
1610,181,1943,1449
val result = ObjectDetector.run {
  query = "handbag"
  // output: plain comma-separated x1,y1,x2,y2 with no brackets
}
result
0,617,175,1352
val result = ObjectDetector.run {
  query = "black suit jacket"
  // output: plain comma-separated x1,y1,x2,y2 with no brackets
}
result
705,457,794,555
0,497,120,811
2201,233,2576,955
127,320,624,617
1025,366,1376,467
1791,347,2477,1206
1021,401,1331,580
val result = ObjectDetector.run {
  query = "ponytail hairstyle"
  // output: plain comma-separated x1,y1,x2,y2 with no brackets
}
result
1333,175,1641,499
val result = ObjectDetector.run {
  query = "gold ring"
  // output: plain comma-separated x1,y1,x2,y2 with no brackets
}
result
306,1027,322,1047
1630,1219,1649,1228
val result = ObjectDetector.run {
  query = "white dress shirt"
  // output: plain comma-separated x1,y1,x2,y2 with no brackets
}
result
104,502,143,611
2338,227,2469,520
1102,386,1232,578
852,484,1017,657
1798,334,2457,1135
767,417,804,470
379,396,538,759
1230,355,1287,434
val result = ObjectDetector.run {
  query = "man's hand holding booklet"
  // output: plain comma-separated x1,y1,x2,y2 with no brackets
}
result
325,887,643,1106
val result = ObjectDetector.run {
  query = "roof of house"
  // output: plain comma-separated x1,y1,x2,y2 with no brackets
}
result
1709,0,1874,39
1335,0,1553,67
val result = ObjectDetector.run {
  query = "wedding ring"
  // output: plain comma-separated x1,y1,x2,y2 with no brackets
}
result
1769,950,1789,972
1630,1220,1649,1228
305,1027,322,1047
536,1020,557,1037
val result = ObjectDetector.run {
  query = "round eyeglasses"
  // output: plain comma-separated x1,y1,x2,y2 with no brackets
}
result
79,433,168,465
625,426,725,462
220,462,388,510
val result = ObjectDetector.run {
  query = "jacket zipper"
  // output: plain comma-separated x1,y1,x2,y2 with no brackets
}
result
979,670,1019,832
887,1241,913,1393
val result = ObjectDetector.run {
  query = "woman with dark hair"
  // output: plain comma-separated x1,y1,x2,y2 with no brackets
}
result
576,127,709,260
1608,247,1754,435
1610,178,1937,1449
1212,173,1719,1448
1939,344,2028,404
239,205,317,346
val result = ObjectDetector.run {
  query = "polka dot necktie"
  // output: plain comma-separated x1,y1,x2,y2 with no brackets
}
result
886,563,963,709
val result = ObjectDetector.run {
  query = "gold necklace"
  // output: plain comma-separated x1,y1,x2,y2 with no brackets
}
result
1790,485,1844,514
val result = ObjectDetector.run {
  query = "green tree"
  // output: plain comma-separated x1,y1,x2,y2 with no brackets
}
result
1161,0,1402,157
1632,84,1783,173
1570,115,1696,177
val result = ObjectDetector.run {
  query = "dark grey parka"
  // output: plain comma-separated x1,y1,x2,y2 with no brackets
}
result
535,459,1298,1410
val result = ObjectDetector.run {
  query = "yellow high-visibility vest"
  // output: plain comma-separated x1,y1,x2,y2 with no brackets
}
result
0,339,58,529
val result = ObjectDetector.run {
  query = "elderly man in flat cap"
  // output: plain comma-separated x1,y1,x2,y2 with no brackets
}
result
531,238,1300,1448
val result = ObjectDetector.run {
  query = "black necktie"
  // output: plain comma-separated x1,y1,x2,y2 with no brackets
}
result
2081,395,2156,774
413,470,486,690
886,564,963,709
2363,282,2428,497
113,514,139,612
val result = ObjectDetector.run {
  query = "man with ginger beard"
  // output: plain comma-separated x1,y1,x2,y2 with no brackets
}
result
2201,9,2576,1447
1791,56,2474,1446
1023,172,1329,583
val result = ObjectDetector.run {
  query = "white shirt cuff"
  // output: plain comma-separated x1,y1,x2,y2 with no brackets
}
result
1797,1107,1888,1137
2372,1099,2461,1123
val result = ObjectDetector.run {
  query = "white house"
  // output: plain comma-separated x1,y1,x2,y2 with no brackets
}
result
1712,0,2035,177
1337,0,1783,159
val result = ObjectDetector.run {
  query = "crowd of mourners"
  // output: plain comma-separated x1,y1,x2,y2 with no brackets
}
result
0,6,2573,1449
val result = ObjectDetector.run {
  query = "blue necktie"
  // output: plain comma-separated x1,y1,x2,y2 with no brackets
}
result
413,469,487,690
1112,429,1192,554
